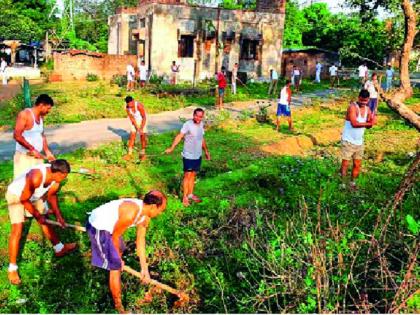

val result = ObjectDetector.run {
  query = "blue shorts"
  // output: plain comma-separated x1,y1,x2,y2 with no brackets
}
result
218,88,225,96
277,103,291,117
183,157,202,172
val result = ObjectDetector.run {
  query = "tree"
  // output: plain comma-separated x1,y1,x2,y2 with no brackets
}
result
283,0,308,48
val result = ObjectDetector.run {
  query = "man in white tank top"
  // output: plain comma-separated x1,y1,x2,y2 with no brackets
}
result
123,96,147,160
86,191,167,313
5,159,77,285
340,89,375,188
13,94,56,178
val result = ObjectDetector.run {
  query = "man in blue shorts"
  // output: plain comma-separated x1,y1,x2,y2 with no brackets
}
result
276,80,294,132
165,108,211,206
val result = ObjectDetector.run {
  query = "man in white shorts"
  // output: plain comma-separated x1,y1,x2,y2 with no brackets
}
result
126,62,135,91
124,96,147,160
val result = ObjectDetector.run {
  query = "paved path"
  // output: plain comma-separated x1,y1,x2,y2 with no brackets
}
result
0,88,345,160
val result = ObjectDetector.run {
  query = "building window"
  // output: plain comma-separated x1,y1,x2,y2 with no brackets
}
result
178,35,194,58
240,39,259,61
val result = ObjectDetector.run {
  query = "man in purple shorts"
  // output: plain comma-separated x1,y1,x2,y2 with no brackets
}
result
86,191,167,313
276,80,294,132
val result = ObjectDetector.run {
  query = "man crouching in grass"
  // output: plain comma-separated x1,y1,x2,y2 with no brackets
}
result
86,191,167,313
165,108,211,206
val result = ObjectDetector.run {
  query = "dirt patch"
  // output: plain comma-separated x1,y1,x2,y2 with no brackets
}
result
0,82,21,103
310,127,342,145
260,135,314,156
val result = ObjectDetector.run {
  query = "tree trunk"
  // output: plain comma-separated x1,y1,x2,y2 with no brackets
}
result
379,0,419,131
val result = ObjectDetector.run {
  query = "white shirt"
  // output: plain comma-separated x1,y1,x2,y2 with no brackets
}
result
181,120,205,160
364,80,378,99
126,64,135,79
139,65,147,81
316,63,322,72
293,69,301,76
0,60,7,72
278,86,290,105
271,70,278,80
342,103,368,146
329,66,337,76
358,65,368,77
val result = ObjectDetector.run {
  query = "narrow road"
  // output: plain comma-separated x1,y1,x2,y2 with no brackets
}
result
0,89,344,160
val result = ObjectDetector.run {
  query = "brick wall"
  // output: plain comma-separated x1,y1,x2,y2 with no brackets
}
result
256,0,286,13
53,52,137,81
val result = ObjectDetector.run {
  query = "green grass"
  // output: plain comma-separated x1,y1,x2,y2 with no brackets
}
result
0,97,418,313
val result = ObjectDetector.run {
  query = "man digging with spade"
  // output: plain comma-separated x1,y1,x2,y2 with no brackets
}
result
6,159,77,285
86,191,167,313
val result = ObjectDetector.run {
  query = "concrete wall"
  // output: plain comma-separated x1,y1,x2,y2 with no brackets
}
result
53,52,137,81
109,2,285,81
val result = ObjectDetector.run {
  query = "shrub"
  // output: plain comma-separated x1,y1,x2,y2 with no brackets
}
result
86,73,99,82
111,74,127,88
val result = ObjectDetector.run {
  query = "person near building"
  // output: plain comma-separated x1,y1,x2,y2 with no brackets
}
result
276,80,294,132
171,61,180,85
165,108,211,207
231,63,238,95
13,94,56,178
268,68,279,97
340,89,375,189
315,61,322,83
385,65,394,92
292,65,302,92
6,159,77,285
364,72,381,120
86,191,167,313
126,62,136,91
1,57,8,85
358,62,368,86
329,64,338,89
216,67,227,110
138,60,147,88
123,96,147,160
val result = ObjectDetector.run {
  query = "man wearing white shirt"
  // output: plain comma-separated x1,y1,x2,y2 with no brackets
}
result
364,73,380,120
1,57,8,85
126,63,135,91
358,63,368,85
138,60,147,88
329,64,338,89
268,68,279,96
315,61,322,83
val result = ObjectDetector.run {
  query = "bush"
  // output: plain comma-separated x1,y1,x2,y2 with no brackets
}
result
149,74,164,85
111,74,127,88
86,73,99,82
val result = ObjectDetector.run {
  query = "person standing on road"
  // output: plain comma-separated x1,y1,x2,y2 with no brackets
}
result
165,108,211,207
138,61,148,88
385,65,394,92
268,68,279,97
340,89,375,189
315,61,322,83
329,64,338,89
6,159,77,285
1,57,8,85
126,62,135,91
123,96,147,160
13,94,56,178
231,63,238,95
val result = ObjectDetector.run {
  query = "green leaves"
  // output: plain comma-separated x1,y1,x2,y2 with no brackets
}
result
405,215,419,235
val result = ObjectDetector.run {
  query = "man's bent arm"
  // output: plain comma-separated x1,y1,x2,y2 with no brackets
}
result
167,133,184,152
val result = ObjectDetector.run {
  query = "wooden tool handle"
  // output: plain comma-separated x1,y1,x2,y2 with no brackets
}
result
123,265,180,296
46,219,87,232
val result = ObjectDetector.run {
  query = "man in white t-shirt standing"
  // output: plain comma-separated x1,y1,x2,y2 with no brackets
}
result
1,57,8,85
165,108,211,207
315,61,322,83
268,68,279,97
126,62,135,91
329,64,338,89
276,80,293,132
358,62,368,85
138,60,147,88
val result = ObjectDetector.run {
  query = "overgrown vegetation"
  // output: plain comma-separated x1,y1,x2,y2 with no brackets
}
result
0,92,418,313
